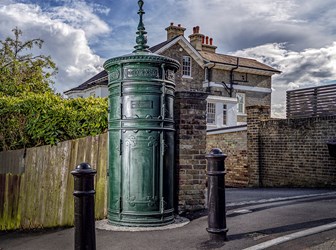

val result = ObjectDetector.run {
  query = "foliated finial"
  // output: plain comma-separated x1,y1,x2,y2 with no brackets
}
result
134,0,150,52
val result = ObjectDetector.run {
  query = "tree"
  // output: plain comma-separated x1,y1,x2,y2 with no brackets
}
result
0,27,57,96
0,28,108,151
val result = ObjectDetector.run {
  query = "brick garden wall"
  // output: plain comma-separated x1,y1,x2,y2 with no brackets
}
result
207,130,248,187
247,106,336,187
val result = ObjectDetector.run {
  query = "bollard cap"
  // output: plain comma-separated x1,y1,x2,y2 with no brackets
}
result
76,162,92,170
210,148,223,155
71,162,97,176
205,148,227,158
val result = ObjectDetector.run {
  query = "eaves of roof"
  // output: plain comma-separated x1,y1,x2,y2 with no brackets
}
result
200,51,281,74
64,70,108,94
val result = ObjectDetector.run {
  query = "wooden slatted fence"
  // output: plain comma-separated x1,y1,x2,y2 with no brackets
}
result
0,133,108,231
287,84,336,118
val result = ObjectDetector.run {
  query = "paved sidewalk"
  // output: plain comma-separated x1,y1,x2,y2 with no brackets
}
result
310,239,336,249
1,190,336,250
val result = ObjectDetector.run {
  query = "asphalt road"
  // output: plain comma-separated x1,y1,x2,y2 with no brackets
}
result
1,188,336,250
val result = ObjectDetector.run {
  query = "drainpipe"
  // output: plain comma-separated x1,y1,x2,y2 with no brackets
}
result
204,62,215,89
229,57,239,97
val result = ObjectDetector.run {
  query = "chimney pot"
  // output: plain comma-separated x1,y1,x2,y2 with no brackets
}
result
210,38,213,45
170,22,174,26
196,26,200,33
206,36,209,45
178,24,181,27
202,36,205,44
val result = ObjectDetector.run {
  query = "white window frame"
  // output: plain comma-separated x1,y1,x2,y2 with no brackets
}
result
223,104,227,125
236,93,246,114
182,56,191,77
207,102,216,125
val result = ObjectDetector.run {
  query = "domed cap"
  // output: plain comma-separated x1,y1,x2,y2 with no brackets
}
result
206,148,227,158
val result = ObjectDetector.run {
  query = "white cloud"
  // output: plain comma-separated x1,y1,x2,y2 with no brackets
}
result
144,0,336,53
0,2,110,93
49,1,110,38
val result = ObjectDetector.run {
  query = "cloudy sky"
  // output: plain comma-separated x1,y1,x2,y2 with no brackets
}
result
0,0,335,117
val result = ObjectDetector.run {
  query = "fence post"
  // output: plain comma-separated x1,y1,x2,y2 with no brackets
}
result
205,148,228,241
71,163,97,250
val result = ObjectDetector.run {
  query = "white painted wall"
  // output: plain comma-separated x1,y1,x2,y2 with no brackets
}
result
66,86,109,99
206,95,238,130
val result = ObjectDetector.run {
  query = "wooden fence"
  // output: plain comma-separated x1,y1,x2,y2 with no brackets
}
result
287,84,336,118
0,149,25,175
0,133,108,231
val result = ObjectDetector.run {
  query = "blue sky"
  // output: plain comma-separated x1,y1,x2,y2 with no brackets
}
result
0,0,335,117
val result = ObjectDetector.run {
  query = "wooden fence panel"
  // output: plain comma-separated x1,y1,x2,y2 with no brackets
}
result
0,133,109,231
0,174,21,230
58,139,74,227
95,134,108,219
0,149,25,174
20,146,37,228
287,84,336,118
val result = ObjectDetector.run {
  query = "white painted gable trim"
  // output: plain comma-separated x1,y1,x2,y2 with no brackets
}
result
154,36,205,68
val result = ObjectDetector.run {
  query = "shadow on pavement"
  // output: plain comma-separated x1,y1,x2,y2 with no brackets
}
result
227,196,336,217
227,218,336,241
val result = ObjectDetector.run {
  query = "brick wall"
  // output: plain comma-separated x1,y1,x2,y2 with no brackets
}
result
247,106,336,187
207,130,248,187
161,43,205,92
175,91,208,212
247,106,271,186
260,117,336,187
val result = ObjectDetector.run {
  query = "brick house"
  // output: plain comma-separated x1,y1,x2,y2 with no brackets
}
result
65,23,280,130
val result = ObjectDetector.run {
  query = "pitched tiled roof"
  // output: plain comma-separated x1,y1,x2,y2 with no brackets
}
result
200,51,280,73
64,70,108,93
149,36,178,53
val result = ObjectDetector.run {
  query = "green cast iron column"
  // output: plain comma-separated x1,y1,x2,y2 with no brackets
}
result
104,0,179,227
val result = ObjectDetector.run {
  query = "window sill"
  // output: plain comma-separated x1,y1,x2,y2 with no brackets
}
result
182,75,193,79
237,113,247,116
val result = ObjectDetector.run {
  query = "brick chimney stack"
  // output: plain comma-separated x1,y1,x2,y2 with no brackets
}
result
189,26,204,51
189,26,217,53
165,22,186,40
202,36,217,53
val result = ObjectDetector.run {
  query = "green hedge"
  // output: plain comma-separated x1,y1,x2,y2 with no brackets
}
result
0,93,108,151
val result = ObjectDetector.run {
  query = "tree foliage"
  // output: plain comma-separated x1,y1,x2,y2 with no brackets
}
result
0,28,108,151
0,27,57,96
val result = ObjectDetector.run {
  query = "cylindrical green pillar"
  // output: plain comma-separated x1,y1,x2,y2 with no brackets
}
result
104,0,179,227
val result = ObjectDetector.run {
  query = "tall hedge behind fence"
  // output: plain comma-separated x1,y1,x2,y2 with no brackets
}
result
0,133,108,231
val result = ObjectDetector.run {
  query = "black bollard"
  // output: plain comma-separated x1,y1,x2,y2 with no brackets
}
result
71,163,97,250
205,148,228,241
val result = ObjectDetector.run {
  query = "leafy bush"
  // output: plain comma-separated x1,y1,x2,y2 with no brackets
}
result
0,92,108,151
